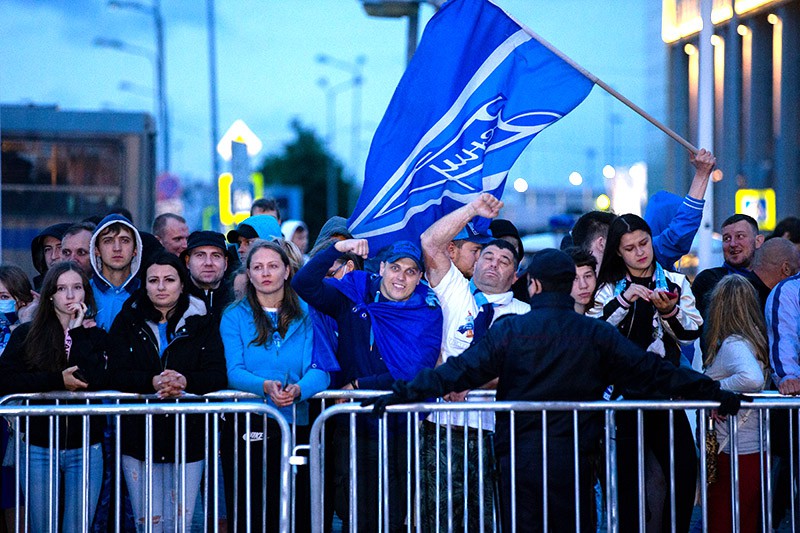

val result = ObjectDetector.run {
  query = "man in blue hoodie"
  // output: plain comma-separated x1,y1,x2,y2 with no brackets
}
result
88,214,143,332
226,214,282,264
89,214,143,531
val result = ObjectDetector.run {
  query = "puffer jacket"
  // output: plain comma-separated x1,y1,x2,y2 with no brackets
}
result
107,292,227,462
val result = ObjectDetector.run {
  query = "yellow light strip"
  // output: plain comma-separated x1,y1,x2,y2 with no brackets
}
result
662,0,782,43
735,0,778,15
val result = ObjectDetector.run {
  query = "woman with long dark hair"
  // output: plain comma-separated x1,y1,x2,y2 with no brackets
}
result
704,274,769,532
220,239,329,532
588,213,702,532
107,252,227,531
0,262,108,532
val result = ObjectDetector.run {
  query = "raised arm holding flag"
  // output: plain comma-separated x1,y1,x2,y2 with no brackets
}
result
349,0,700,256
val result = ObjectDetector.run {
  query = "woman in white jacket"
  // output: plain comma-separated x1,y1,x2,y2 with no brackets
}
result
703,274,769,532
588,213,702,532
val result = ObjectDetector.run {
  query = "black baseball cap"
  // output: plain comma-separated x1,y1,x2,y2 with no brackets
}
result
526,248,576,283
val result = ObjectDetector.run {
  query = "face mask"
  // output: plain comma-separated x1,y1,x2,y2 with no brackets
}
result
0,300,16,314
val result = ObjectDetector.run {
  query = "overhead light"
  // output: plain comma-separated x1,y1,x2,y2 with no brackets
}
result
596,194,611,210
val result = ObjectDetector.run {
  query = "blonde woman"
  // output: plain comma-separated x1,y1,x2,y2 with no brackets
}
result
704,274,770,533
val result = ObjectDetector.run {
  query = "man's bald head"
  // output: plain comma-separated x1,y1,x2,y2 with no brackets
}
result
752,237,800,289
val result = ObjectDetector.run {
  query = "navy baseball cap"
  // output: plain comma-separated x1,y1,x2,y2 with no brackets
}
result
383,240,424,272
453,222,493,244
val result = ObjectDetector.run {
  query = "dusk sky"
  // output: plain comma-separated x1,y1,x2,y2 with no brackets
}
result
1,0,667,197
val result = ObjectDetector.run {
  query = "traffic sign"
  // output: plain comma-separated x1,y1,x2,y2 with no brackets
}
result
735,188,776,231
216,120,263,161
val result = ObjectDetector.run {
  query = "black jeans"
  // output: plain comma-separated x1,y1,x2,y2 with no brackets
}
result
614,410,697,533
221,414,310,533
498,439,595,533
332,415,412,533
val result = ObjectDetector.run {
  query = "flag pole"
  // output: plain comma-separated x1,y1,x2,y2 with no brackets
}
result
506,13,700,155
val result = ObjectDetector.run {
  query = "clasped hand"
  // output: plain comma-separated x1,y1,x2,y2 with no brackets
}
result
263,380,301,407
152,370,187,399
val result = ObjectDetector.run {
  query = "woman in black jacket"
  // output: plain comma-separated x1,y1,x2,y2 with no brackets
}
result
107,252,227,531
0,261,108,533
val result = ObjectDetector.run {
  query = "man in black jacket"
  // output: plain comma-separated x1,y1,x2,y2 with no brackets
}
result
368,248,742,533
181,231,234,323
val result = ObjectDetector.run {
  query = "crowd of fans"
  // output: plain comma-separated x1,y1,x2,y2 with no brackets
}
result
0,148,799,531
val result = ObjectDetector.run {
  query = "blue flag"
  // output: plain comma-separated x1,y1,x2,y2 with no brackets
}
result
348,0,594,252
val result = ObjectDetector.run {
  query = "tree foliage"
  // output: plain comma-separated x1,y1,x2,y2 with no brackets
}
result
257,119,353,238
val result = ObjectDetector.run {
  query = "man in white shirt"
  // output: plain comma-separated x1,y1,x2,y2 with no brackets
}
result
419,192,529,531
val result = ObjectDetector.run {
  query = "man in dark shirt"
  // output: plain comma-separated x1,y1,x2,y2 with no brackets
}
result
368,248,741,533
692,214,764,318
181,231,234,323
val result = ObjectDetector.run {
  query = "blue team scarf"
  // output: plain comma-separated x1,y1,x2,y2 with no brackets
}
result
331,270,442,381
613,262,669,296
469,280,494,345
605,262,672,400
723,261,751,276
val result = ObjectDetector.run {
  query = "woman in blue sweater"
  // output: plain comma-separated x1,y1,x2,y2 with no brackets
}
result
220,239,328,532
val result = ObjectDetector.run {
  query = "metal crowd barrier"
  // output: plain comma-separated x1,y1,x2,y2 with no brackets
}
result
0,392,293,533
308,393,800,533
4,391,800,533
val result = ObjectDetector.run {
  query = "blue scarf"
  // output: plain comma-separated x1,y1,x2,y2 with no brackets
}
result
723,261,751,276
469,280,494,345
613,262,669,296
331,271,442,381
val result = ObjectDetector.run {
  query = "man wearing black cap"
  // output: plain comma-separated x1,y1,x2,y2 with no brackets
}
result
226,214,283,264
182,231,233,323
367,248,743,533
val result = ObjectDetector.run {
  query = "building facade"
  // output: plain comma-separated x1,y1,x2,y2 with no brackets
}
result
662,0,799,228
1,104,156,272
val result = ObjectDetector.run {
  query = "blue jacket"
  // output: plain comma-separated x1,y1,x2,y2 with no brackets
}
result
292,244,442,390
220,298,329,424
89,214,143,331
644,192,705,269
767,274,800,384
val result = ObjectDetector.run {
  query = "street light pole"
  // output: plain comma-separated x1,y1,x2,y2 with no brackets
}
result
318,77,355,219
207,0,220,183
406,3,419,64
153,0,169,172
315,54,366,185
105,0,169,173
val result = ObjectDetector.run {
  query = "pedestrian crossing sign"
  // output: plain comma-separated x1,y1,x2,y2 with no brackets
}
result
735,188,776,231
